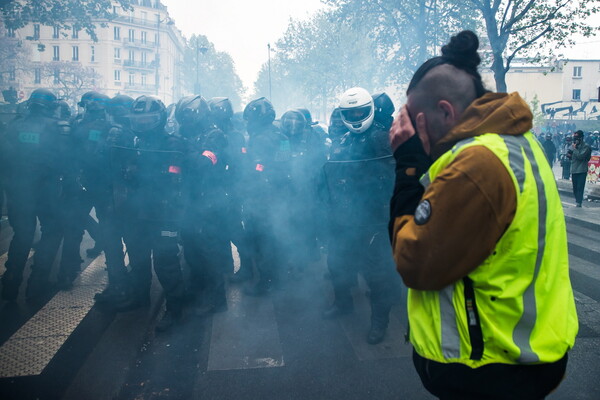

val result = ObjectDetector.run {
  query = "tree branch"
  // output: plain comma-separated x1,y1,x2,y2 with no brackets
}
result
505,26,551,72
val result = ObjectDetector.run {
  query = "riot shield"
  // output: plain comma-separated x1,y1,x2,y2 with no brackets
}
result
323,155,395,227
110,146,185,223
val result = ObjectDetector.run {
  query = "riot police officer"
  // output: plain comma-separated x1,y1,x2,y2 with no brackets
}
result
280,109,327,272
243,97,291,295
372,92,395,131
176,95,230,314
327,107,348,160
71,93,135,304
208,97,254,283
1,89,66,300
323,87,401,344
117,95,186,331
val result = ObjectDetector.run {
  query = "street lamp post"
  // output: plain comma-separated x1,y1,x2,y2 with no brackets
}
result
155,16,173,97
267,43,272,101
194,37,207,95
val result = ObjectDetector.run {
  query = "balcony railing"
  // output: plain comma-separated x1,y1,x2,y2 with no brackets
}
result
114,15,160,28
124,83,154,91
123,38,157,49
123,60,156,69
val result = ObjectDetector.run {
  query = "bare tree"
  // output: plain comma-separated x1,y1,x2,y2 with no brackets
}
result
40,61,101,106
468,0,600,92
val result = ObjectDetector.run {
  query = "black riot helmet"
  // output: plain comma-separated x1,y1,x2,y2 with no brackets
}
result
328,107,347,138
129,95,167,134
280,109,307,138
296,107,313,125
55,100,72,120
208,97,234,123
86,92,110,113
243,97,275,126
78,91,101,109
372,92,395,130
108,94,134,118
175,95,210,128
27,88,58,114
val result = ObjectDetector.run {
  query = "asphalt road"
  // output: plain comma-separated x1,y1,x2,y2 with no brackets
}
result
0,190,598,400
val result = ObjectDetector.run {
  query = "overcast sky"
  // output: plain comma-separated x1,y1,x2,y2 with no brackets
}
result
161,0,326,90
161,0,597,92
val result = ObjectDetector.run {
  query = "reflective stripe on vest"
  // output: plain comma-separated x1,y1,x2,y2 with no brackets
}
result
410,132,577,367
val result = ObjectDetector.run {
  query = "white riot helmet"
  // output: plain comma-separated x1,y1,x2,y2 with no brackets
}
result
339,87,374,134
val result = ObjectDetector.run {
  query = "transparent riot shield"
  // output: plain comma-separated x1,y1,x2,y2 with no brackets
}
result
110,146,185,223
323,155,395,227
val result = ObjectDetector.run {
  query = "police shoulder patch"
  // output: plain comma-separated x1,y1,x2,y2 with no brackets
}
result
414,200,432,225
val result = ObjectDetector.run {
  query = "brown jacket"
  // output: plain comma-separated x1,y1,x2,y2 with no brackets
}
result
390,92,533,290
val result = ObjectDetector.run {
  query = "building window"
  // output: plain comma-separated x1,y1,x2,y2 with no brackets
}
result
573,66,582,77
129,72,135,85
7,28,15,38
114,47,121,60
53,26,59,39
141,31,147,44
9,66,15,81
34,68,41,84
114,27,121,40
114,70,121,81
128,29,135,42
91,45,95,62
141,73,147,86
72,46,79,61
54,68,60,84
33,24,40,40
53,45,60,61
573,89,581,100
72,27,79,39
128,49,135,62
141,51,147,65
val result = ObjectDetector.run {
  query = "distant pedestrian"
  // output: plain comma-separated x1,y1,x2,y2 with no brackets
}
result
569,130,592,207
542,134,557,167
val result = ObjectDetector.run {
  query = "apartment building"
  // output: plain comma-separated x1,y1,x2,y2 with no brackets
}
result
0,0,186,106
481,59,600,120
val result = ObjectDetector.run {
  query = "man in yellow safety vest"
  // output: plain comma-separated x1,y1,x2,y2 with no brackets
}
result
388,30,578,399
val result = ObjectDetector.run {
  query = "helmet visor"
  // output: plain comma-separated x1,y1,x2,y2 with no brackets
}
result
341,105,371,123
283,118,304,136
129,112,162,132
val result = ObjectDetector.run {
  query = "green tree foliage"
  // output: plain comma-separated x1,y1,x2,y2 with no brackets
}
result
467,0,600,92
182,34,245,110
253,11,384,119
0,0,131,41
323,0,478,82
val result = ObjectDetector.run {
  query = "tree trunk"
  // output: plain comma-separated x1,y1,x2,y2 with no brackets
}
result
492,52,508,93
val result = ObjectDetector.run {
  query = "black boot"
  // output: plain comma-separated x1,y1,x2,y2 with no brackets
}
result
1,271,21,301
86,245,103,258
156,304,182,332
243,279,271,296
367,305,391,345
322,302,353,319
26,270,51,300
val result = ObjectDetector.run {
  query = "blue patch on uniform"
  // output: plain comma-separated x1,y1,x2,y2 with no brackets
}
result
18,132,40,144
88,130,102,142
414,200,431,225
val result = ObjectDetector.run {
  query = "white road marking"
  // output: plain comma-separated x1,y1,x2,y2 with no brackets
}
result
0,254,107,378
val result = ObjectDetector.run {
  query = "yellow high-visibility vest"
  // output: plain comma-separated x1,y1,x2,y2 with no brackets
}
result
410,132,578,367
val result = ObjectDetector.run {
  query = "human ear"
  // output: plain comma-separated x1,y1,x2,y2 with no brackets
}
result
437,100,456,125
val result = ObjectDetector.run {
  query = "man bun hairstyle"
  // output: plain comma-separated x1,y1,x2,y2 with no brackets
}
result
408,30,488,98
